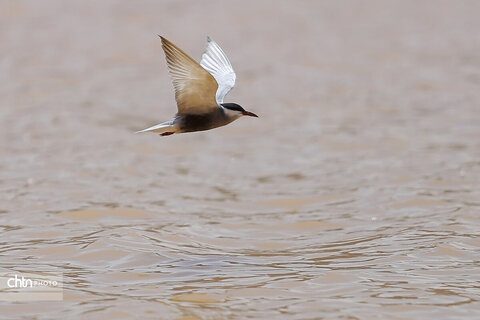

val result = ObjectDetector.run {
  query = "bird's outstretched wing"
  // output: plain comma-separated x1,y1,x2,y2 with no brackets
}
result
160,36,219,115
200,37,236,105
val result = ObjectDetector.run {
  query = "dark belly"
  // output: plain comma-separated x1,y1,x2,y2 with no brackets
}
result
179,112,225,132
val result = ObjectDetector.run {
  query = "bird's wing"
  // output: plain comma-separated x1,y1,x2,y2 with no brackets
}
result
160,36,219,115
200,37,236,105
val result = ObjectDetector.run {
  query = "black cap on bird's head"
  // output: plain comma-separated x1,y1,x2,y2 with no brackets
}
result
221,103,258,118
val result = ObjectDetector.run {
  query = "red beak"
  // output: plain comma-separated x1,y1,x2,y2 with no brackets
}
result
242,111,258,117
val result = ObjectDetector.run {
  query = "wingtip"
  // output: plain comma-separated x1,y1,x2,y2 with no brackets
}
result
207,36,212,42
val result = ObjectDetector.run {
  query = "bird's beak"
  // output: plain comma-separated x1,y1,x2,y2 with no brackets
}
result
242,111,258,117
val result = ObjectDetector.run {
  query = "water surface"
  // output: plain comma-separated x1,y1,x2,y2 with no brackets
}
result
1,1,480,319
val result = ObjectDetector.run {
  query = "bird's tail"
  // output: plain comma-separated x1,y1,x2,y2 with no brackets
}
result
135,120,177,134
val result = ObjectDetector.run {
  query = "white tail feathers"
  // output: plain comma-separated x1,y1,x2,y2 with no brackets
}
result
135,121,176,134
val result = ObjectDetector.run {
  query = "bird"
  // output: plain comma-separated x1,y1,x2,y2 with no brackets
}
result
136,36,258,136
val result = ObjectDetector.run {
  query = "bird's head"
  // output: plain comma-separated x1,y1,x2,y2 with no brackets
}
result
221,103,258,119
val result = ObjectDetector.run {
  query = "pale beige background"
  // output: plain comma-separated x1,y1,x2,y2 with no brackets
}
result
1,1,480,319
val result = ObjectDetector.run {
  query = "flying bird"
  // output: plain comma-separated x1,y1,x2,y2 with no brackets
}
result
137,36,258,136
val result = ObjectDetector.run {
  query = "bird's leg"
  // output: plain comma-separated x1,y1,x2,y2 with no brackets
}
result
160,132,174,136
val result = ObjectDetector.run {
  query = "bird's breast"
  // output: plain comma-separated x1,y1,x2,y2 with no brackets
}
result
178,109,231,133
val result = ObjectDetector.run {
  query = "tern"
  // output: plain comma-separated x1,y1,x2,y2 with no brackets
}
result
137,36,258,136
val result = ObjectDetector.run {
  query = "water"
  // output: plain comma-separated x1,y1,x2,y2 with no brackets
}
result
1,0,480,319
